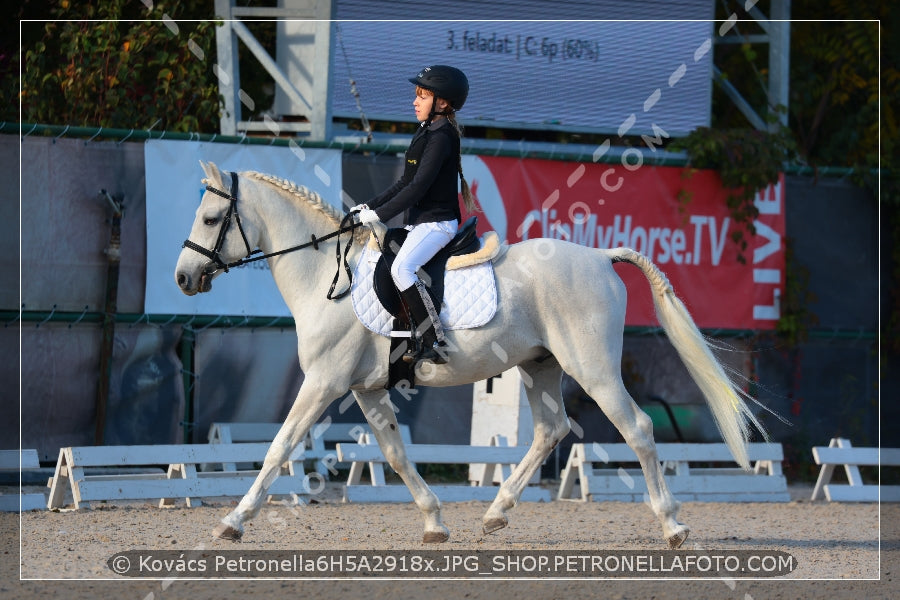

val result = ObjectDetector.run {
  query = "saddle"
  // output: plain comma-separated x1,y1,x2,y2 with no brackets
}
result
372,216,481,319
369,216,480,390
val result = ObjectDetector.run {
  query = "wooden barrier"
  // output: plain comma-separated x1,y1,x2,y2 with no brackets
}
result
557,442,789,502
811,437,900,502
46,443,313,510
206,421,412,476
0,449,46,511
336,435,551,503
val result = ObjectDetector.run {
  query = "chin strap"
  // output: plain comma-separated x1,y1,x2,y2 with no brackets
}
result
426,98,452,125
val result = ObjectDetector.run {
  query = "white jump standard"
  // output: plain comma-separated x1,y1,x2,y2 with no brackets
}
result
174,162,768,548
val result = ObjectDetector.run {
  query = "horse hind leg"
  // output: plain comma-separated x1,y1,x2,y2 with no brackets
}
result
352,390,450,543
571,373,689,548
482,358,571,535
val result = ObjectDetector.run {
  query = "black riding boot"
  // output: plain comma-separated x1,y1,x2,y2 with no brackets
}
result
400,280,448,365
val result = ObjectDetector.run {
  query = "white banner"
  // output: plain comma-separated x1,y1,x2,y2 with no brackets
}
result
144,139,343,316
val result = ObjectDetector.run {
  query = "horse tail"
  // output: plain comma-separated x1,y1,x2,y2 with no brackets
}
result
606,246,766,470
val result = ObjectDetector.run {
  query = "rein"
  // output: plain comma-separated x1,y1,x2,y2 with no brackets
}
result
181,172,362,300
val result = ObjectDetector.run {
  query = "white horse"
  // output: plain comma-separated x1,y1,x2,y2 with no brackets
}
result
175,161,766,549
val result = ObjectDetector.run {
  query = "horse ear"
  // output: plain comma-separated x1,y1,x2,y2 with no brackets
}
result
200,161,222,187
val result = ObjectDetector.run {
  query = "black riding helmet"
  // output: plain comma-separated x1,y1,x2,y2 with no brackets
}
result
409,65,469,116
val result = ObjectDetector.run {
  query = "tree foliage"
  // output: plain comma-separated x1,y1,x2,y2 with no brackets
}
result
670,124,796,264
13,0,221,132
679,2,892,344
710,1,891,174
788,4,893,173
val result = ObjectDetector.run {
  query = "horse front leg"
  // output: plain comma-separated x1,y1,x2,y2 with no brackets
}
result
353,389,450,543
482,359,571,534
213,378,340,541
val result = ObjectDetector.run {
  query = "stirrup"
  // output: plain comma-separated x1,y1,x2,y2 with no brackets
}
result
429,340,450,364
402,338,448,365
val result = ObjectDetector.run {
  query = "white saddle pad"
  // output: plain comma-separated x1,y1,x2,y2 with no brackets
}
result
351,243,498,337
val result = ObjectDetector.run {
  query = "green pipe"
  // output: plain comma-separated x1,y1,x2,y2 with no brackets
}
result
4,309,876,339
6,310,296,329
3,122,876,175
5,121,685,165
9,121,336,148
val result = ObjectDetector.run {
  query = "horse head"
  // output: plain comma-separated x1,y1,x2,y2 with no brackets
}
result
175,161,259,295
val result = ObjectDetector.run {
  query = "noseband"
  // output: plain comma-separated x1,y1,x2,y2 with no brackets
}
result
182,171,257,275
181,170,363,299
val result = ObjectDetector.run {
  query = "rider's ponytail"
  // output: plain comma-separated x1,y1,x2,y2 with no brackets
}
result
448,112,477,214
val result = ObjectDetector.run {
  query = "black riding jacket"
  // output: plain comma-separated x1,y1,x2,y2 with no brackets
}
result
368,118,462,225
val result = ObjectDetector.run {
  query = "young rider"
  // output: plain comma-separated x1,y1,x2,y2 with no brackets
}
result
353,65,476,366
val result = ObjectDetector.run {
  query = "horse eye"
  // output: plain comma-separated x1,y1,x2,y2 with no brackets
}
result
204,217,218,226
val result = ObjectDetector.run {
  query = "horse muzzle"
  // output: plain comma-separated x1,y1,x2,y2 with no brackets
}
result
175,268,215,295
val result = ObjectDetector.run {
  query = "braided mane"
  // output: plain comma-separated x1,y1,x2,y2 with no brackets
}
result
246,171,369,244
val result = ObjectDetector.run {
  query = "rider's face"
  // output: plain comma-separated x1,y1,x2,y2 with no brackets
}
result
413,88,434,122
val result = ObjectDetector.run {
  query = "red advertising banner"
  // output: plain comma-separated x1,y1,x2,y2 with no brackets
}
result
461,155,785,330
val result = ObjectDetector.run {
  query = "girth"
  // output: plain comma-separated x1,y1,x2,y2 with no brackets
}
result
373,216,480,319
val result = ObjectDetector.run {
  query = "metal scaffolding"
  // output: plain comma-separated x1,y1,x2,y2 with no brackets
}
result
713,1,791,131
213,0,333,141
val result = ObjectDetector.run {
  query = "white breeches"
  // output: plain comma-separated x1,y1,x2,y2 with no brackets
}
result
391,220,458,291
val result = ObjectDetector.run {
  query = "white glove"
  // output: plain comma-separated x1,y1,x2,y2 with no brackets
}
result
349,203,369,212
358,209,380,225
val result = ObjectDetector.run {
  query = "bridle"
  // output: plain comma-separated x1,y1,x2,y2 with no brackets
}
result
181,171,362,300
182,172,256,275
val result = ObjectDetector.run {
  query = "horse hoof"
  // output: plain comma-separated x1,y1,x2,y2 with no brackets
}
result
423,530,450,544
667,527,689,549
482,516,508,535
213,522,243,542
